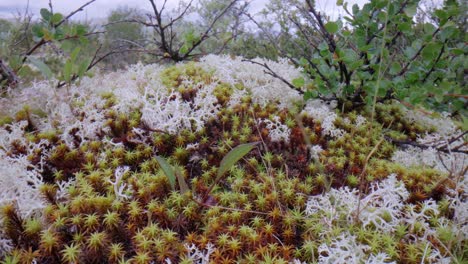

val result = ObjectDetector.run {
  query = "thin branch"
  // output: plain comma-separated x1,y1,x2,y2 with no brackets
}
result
398,22,444,76
21,0,96,64
164,0,194,29
56,0,96,27
422,40,446,82
384,131,468,155
181,0,239,59
242,59,303,95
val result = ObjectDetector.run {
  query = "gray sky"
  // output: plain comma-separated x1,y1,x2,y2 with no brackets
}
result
0,0,370,20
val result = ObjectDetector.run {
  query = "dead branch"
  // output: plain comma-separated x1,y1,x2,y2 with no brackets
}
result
385,131,468,155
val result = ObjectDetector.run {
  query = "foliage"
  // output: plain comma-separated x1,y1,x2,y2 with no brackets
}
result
27,7,96,87
0,1,107,89
253,0,467,116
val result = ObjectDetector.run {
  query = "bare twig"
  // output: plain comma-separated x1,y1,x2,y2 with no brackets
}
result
56,0,96,27
384,131,468,155
241,59,303,94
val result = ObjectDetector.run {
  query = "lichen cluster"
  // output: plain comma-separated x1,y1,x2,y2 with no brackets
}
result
0,56,466,263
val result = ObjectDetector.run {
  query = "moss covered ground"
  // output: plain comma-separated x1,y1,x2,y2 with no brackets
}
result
0,56,466,263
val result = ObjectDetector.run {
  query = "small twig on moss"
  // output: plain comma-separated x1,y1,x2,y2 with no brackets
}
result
384,131,468,155
193,198,269,216
354,137,385,223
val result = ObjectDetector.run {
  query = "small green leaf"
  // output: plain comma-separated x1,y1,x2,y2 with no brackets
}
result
217,143,257,179
352,4,360,15
423,23,436,34
389,62,402,75
336,0,344,6
324,22,339,34
422,42,441,61
292,77,305,88
40,8,52,21
175,167,190,194
77,59,91,79
70,47,81,62
51,13,63,24
304,90,318,101
461,116,468,131
75,25,87,36
155,156,176,190
179,44,188,55
398,22,412,33
404,4,417,17
42,29,53,41
63,60,73,83
434,10,448,21
79,36,89,46
450,48,464,55
28,57,52,80
32,24,44,38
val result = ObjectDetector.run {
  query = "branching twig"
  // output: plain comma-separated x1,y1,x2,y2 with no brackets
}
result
241,59,303,94
384,131,468,154
21,0,97,64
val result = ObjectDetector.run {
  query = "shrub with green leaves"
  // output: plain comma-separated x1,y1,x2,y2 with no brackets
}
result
1,2,100,89
264,0,467,115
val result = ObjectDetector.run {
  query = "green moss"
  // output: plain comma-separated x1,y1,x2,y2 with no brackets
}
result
1,62,461,263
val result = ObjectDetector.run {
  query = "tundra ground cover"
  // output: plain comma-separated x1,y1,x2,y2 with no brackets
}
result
0,56,466,263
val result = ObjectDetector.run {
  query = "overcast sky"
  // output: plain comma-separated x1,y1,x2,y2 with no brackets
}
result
0,0,371,21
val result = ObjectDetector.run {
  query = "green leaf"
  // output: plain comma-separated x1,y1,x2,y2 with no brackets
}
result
304,90,318,100
70,47,81,62
434,10,448,21
398,22,412,33
75,25,87,36
376,0,388,8
390,62,402,75
179,44,188,55
352,4,360,15
53,28,64,39
184,31,196,44
41,29,53,41
422,42,441,61
40,8,52,21
292,77,305,88
217,143,257,180
175,167,190,194
155,156,176,190
336,0,344,6
31,24,44,38
63,60,73,83
461,116,468,132
450,48,464,55
440,26,458,41
423,23,436,34
79,36,89,46
404,4,417,17
51,13,63,24
203,142,257,199
28,57,52,80
77,59,91,79
324,22,339,34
